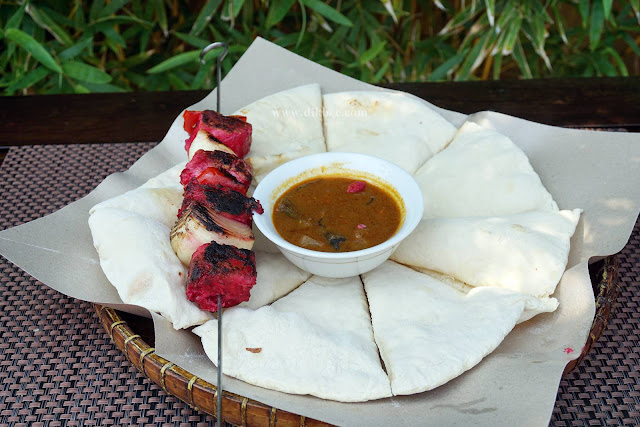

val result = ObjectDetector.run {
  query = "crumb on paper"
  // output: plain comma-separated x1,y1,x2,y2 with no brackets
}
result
246,347,262,353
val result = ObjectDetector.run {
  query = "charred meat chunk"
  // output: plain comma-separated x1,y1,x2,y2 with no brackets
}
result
179,181,263,226
183,110,252,158
186,242,257,312
180,149,253,195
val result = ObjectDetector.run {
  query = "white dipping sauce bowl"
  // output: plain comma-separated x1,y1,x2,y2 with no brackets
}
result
252,152,423,278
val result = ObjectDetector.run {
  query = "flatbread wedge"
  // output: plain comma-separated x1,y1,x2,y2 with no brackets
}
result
89,188,183,229
89,162,186,228
193,275,392,402
391,209,582,298
415,268,559,324
89,207,213,329
234,84,326,183
323,91,457,174
415,122,559,218
362,261,548,395
238,252,311,309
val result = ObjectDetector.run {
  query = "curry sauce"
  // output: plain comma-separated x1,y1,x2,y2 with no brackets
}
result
273,177,402,252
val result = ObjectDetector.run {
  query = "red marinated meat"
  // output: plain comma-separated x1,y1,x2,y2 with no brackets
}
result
183,110,201,135
180,149,253,194
186,242,257,312
183,110,252,158
179,181,263,226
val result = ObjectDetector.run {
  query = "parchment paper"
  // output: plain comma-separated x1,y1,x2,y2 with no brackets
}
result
2,37,640,426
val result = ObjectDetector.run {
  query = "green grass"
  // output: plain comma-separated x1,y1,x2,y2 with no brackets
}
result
1,0,638,95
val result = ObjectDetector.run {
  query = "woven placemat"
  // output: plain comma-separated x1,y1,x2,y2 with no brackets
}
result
0,144,214,426
1,144,638,426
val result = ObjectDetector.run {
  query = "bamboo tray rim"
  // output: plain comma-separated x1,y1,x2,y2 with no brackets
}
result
94,303,331,426
93,255,620,426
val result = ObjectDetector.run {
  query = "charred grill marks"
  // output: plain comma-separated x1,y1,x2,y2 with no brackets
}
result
202,110,243,132
203,242,256,275
215,150,235,166
207,134,222,143
191,203,224,233
186,242,258,311
205,187,256,216
180,181,263,225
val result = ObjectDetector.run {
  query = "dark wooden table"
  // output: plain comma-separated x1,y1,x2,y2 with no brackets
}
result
1,77,639,152
1,77,639,426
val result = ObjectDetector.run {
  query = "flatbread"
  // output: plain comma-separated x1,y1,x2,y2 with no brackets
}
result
415,268,559,323
87,87,580,401
234,84,326,183
140,161,186,190
391,209,582,298
239,252,311,309
323,91,457,174
193,275,392,402
415,122,559,218
88,207,213,329
362,261,544,395
89,162,186,228
90,188,182,229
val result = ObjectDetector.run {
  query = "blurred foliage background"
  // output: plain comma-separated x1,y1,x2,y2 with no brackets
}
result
0,0,639,95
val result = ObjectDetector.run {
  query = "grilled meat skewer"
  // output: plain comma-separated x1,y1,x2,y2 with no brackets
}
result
170,109,262,313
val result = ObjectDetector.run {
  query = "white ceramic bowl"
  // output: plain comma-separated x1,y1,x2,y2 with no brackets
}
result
252,152,423,278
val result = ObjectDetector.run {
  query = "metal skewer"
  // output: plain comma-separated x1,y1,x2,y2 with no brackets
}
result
200,42,229,113
200,41,229,427
216,294,223,427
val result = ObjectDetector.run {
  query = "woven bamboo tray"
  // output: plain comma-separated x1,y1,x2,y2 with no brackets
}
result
93,305,330,427
94,255,619,427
